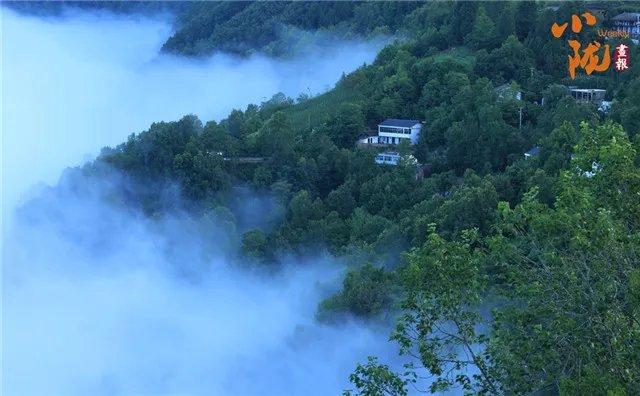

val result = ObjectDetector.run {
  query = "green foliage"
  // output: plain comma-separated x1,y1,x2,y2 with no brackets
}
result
326,182,357,217
288,190,325,229
394,228,497,394
493,2,515,41
162,1,421,57
174,147,229,200
201,120,240,155
284,81,366,133
444,78,523,172
514,1,537,41
355,123,640,395
240,229,270,262
256,111,296,159
325,103,366,148
487,122,640,394
572,122,640,229
392,232,497,393
318,263,393,321
103,115,203,179
450,1,478,44
539,122,578,174
464,6,499,50
433,171,498,236
612,77,640,138
349,208,394,247
343,356,410,396
474,35,534,84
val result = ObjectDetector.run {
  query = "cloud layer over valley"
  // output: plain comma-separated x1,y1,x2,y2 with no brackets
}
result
3,170,397,395
1,7,382,220
1,7,392,396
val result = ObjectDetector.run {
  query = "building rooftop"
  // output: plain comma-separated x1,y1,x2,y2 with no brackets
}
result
378,119,421,128
569,88,606,92
495,82,522,100
375,151,401,165
357,130,378,138
612,12,640,22
525,147,540,157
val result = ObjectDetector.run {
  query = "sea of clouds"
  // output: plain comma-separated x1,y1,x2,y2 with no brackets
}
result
3,168,400,396
1,6,383,221
1,6,403,396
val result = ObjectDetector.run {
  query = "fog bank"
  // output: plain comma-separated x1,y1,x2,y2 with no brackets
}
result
2,169,399,396
1,7,394,395
1,7,382,222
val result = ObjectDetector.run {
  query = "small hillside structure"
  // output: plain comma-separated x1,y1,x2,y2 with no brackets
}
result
377,119,422,145
375,152,401,165
495,83,522,101
612,12,640,40
357,131,381,146
524,147,540,158
374,152,419,167
569,88,606,102
358,119,423,147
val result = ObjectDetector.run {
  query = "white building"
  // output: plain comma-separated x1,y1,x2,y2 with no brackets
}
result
524,147,540,159
569,88,606,103
495,82,522,101
374,152,419,166
377,119,422,145
357,133,380,146
375,152,401,165
612,12,640,40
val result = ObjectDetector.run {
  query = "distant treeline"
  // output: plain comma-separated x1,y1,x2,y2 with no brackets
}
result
161,1,422,57
3,0,189,17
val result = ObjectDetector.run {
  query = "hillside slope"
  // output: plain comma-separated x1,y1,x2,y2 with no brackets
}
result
161,1,423,57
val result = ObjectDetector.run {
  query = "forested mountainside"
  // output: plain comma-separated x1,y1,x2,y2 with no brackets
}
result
5,1,424,57
54,1,640,394
161,1,422,56
3,0,189,17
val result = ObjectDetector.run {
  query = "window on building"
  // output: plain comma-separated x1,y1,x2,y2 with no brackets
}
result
379,126,403,134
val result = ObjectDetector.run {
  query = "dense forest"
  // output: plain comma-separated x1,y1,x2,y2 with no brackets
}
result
4,0,189,17
46,1,640,394
161,1,423,56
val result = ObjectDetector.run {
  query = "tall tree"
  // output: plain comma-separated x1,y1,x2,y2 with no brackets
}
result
450,1,478,44
515,1,538,41
326,103,366,148
464,6,499,50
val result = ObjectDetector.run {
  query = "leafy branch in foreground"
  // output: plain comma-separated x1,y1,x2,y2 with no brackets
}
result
343,356,412,396
392,227,497,395
347,122,640,395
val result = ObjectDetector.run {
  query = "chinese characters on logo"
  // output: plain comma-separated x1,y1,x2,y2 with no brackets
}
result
615,43,630,72
551,12,611,79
